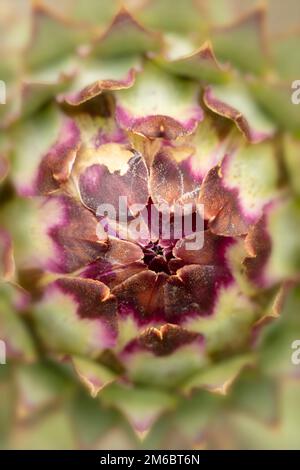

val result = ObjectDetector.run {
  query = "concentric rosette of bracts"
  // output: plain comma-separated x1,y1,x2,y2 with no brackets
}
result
0,0,300,449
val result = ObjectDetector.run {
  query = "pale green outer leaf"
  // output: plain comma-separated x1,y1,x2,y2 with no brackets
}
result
183,354,255,395
137,0,206,34
32,287,110,358
223,141,278,219
115,62,202,133
125,343,209,389
11,410,75,450
264,200,300,283
207,82,275,137
15,363,71,416
250,81,300,133
272,35,300,80
184,285,259,355
212,10,268,75
208,379,300,449
283,136,300,196
0,284,36,362
72,356,118,397
11,105,61,194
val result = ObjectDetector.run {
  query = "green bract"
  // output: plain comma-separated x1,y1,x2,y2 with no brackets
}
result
0,0,300,450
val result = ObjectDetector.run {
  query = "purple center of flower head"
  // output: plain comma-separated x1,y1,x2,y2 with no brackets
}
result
97,192,205,276
140,199,206,274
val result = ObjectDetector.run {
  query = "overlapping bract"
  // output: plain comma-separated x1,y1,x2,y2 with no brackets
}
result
0,0,300,449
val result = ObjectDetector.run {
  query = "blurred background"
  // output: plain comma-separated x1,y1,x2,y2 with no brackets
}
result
0,0,300,450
